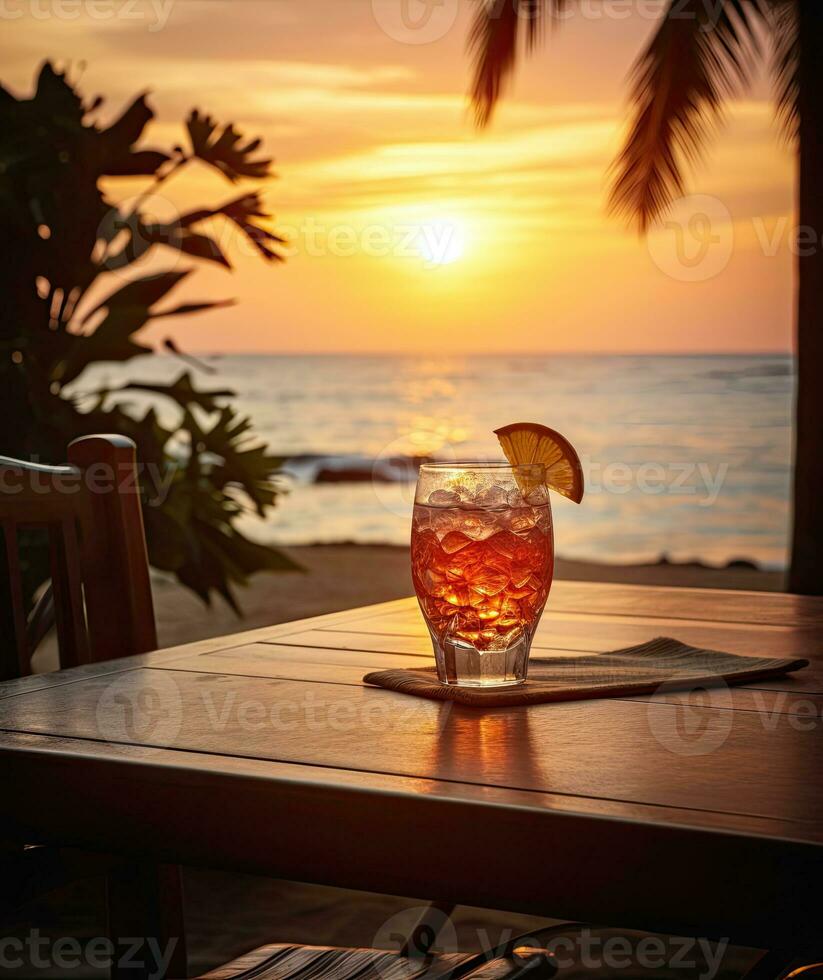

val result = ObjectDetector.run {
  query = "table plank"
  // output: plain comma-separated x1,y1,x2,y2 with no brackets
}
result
161,644,429,684
281,619,817,658
337,606,814,644
474,580,823,628
336,583,823,629
270,623,823,692
0,730,793,836
2,668,822,831
0,602,404,700
155,642,823,717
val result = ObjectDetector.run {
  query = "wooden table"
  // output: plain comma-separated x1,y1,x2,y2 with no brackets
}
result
1,582,822,953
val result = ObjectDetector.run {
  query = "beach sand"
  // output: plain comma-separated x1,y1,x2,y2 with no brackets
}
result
151,543,784,649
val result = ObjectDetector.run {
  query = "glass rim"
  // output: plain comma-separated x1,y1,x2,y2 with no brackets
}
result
418,460,545,472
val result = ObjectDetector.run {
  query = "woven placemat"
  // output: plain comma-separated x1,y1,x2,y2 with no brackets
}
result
363,636,809,707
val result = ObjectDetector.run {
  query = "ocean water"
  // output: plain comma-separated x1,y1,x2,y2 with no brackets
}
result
73,353,794,569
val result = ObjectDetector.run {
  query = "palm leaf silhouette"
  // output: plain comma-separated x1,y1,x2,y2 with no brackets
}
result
609,0,768,230
773,1,799,141
470,0,570,126
469,0,796,228
186,110,272,182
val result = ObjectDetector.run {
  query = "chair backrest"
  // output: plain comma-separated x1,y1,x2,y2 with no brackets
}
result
0,435,157,679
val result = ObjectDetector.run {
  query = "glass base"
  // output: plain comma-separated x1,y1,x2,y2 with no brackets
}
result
432,631,530,688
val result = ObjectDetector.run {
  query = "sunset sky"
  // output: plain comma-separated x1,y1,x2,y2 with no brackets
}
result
3,0,797,353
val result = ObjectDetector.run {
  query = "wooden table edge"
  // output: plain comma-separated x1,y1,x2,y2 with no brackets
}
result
1,730,821,848
2,731,821,949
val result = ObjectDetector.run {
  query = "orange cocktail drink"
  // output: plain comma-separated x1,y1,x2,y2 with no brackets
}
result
411,463,553,686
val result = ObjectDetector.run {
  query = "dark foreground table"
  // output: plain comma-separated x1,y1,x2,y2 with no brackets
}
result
1,582,822,953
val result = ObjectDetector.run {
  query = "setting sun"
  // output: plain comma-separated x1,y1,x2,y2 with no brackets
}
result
415,217,466,266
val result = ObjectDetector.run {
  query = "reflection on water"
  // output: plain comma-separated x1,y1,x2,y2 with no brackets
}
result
72,353,794,568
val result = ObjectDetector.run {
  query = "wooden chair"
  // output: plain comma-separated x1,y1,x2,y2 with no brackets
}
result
0,434,157,679
0,435,187,975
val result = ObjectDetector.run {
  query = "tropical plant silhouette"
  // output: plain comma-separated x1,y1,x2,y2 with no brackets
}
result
0,61,298,630
469,0,822,595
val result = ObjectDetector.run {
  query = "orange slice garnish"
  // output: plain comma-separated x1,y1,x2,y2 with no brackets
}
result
495,422,584,504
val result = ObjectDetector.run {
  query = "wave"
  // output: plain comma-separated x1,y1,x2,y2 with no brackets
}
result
705,361,794,381
280,453,433,485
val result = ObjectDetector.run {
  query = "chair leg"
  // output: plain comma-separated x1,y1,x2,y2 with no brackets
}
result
106,862,187,980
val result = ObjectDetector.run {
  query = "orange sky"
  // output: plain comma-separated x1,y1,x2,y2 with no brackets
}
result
3,0,796,352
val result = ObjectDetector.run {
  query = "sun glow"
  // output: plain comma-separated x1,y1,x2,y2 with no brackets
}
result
414,217,466,266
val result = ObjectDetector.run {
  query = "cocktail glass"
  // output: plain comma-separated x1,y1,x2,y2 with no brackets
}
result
411,462,553,687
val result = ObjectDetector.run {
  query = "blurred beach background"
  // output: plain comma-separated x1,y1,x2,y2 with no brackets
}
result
65,350,793,651
77,350,792,563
